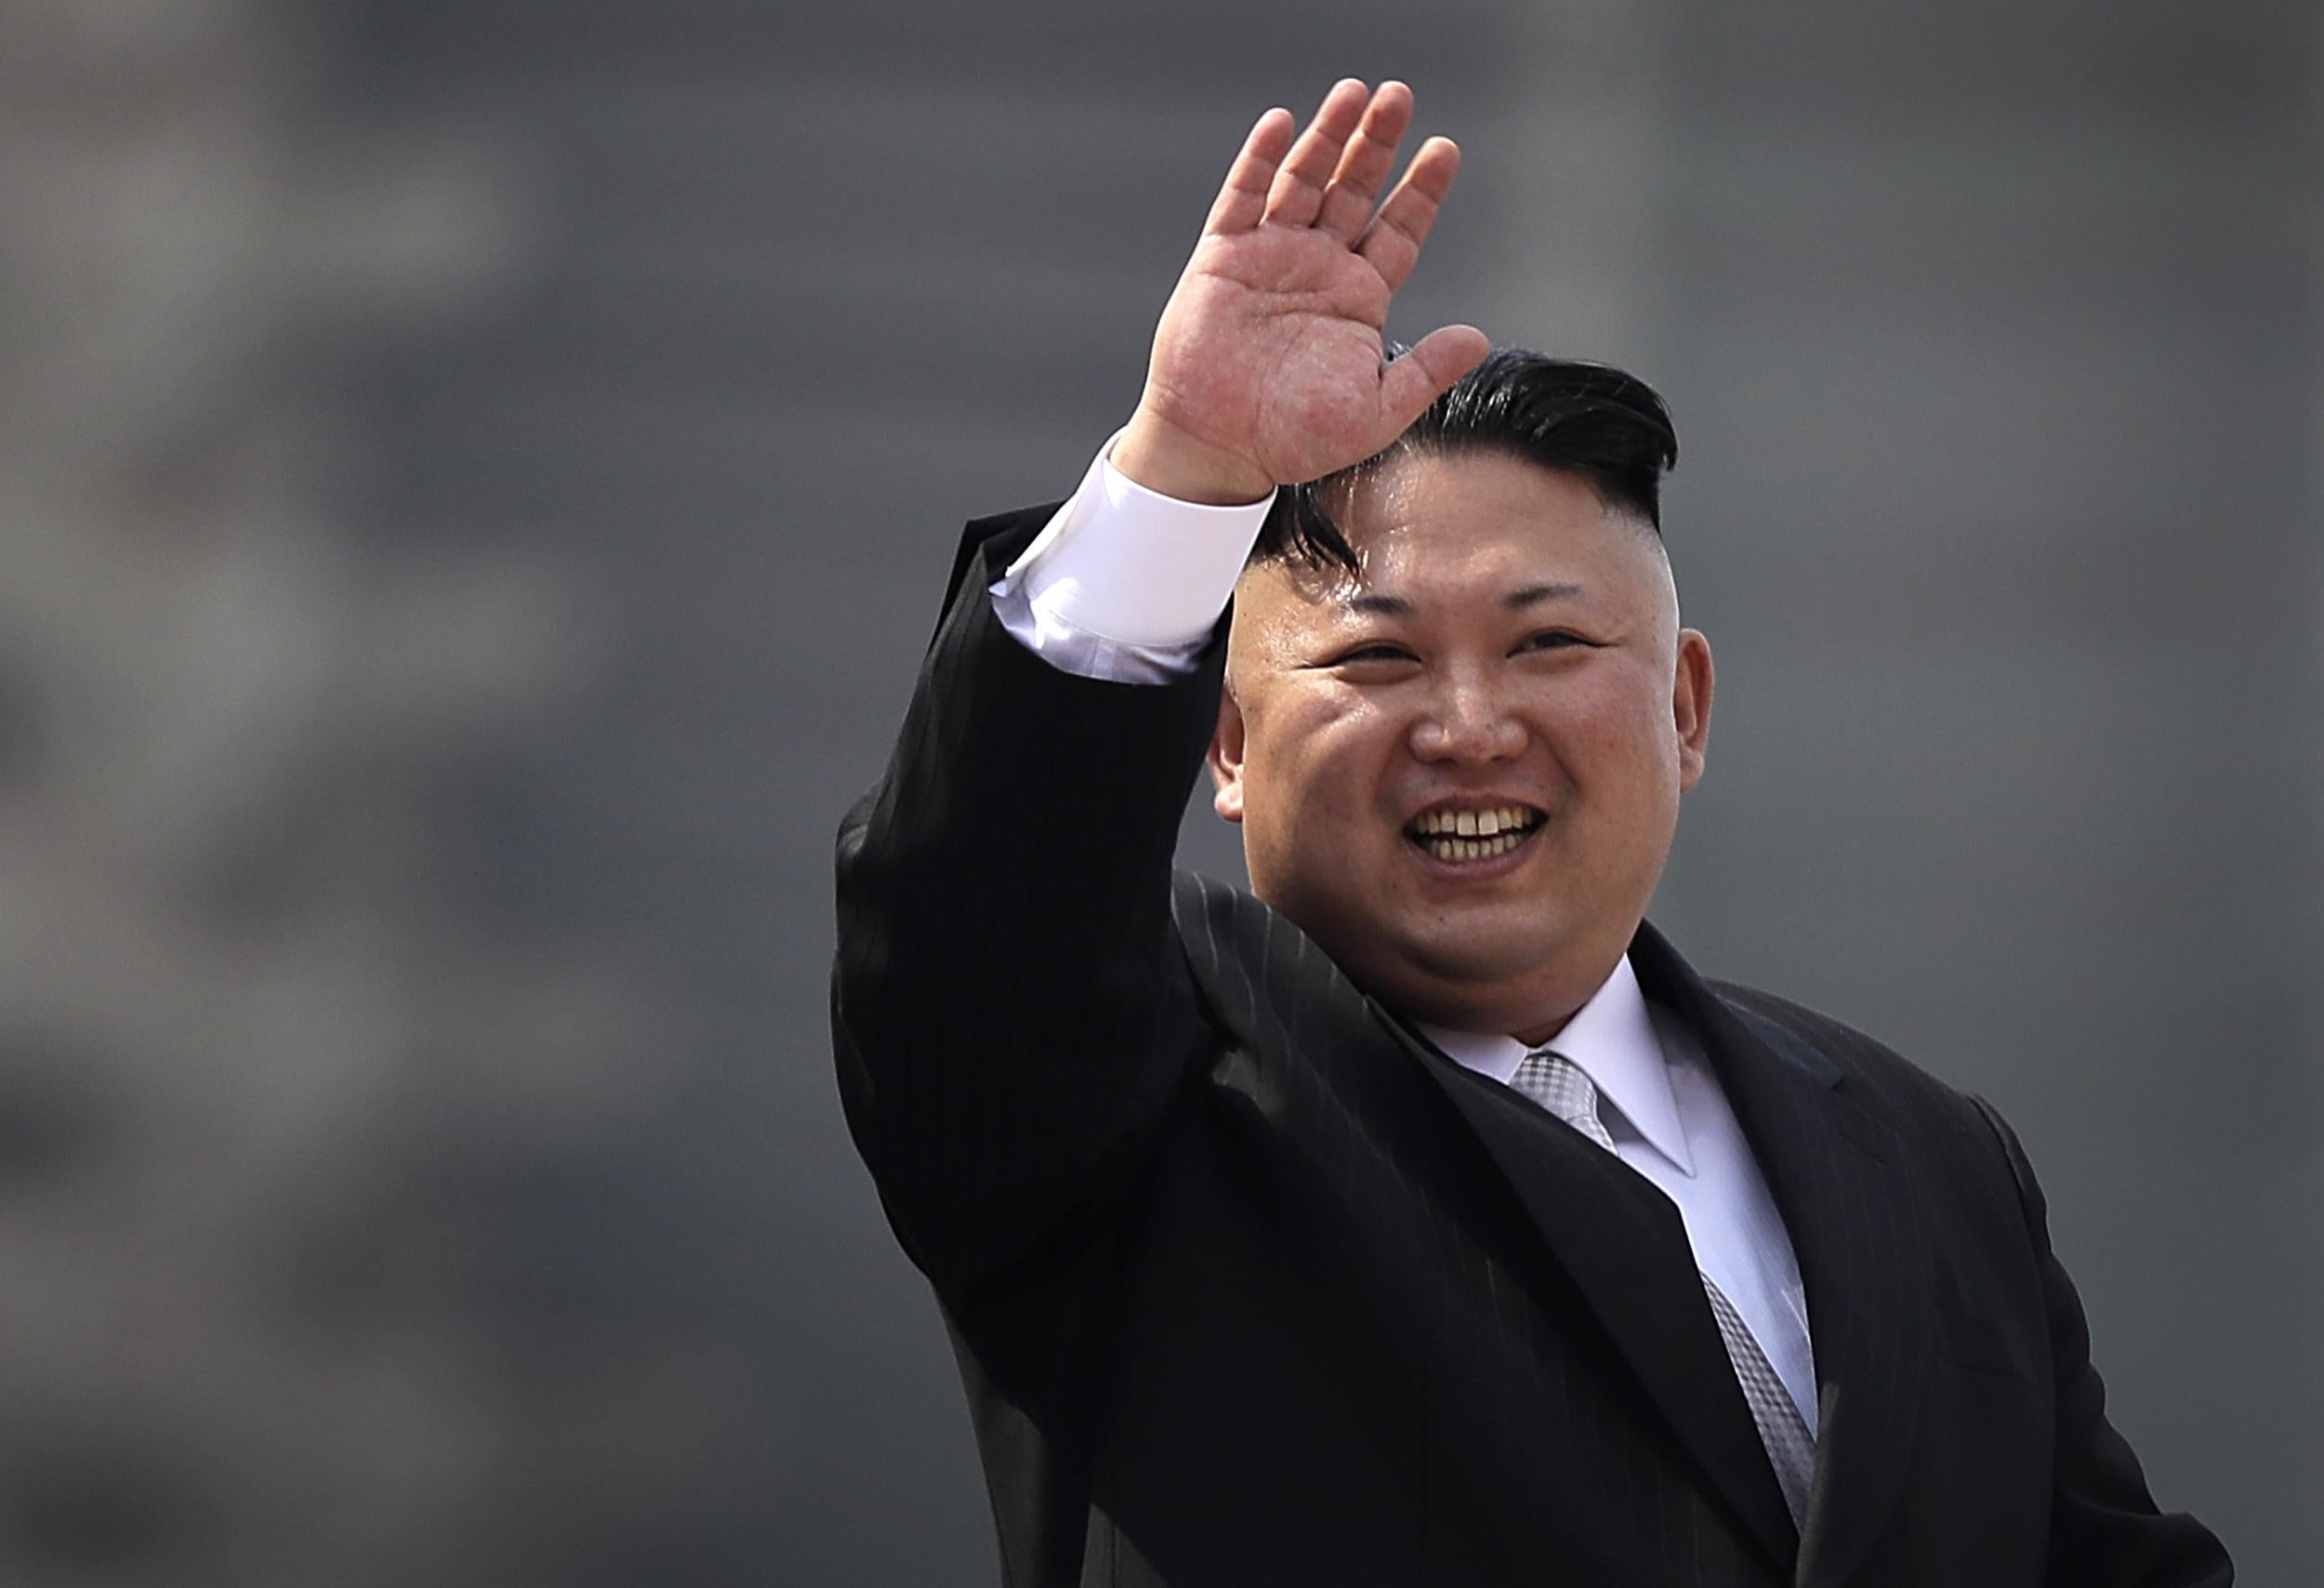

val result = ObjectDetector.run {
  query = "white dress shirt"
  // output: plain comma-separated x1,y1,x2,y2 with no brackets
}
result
988,434,1274,682
1417,960,1817,1431
989,441,1818,1429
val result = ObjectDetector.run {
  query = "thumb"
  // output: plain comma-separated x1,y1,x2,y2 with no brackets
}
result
1376,324,1491,438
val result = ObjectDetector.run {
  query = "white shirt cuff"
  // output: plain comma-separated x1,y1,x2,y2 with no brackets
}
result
989,435,1274,682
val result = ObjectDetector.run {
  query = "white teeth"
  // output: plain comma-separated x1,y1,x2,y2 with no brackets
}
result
1418,828,1527,863
1413,804,1538,840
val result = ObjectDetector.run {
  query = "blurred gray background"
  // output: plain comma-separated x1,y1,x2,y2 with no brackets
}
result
1,1,2317,1583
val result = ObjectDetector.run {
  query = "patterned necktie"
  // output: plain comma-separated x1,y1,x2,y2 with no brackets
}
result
1511,1048,1816,1528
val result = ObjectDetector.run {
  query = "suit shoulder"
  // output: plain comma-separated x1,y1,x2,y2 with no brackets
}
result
1705,978,2006,1149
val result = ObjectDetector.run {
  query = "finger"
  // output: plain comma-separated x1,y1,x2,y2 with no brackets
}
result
1203,107,1298,236
1262,78,1370,230
1377,324,1491,436
1356,135,1462,292
1312,81,1414,244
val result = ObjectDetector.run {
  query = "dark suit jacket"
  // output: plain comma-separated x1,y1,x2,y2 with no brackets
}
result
831,506,2231,1587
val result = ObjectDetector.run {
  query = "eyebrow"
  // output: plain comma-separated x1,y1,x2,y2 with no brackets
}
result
1340,582,1584,616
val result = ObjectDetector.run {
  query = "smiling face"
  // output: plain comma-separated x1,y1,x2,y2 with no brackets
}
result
1209,447,1713,1042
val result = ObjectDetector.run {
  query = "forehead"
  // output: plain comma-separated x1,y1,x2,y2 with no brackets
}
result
1352,449,1618,558
1281,449,1667,615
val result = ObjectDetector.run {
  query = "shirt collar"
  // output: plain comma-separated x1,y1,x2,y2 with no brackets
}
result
1415,954,1697,1177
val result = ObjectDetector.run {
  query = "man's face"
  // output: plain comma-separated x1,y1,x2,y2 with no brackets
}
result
1209,448,1713,1042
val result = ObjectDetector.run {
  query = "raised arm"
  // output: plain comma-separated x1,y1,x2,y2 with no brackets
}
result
834,83,1481,1300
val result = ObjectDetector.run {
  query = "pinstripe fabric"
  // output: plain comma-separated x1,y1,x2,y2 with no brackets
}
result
830,505,2235,1588
1510,1050,1816,1528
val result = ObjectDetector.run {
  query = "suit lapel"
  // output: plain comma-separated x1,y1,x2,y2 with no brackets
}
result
1380,1013,1805,1569
1172,877,1800,1573
1631,925,1934,1588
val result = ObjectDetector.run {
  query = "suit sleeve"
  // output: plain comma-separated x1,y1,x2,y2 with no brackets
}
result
1969,1097,2234,1586
831,506,1227,1303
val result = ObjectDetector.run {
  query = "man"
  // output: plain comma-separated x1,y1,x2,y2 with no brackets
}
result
832,79,2231,1586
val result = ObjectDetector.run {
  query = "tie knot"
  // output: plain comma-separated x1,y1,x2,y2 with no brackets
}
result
1512,1049,1615,1152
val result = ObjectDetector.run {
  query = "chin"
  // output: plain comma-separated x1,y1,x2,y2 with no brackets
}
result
1372,936,1558,1012
1413,912,1566,973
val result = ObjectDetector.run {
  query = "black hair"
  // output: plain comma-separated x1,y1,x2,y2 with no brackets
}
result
1250,348,1679,575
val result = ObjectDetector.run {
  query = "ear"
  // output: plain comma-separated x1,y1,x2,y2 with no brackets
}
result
1207,681,1247,824
1673,629,1714,791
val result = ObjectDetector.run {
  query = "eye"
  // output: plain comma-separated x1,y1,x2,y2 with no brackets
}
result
1513,629,1589,655
1327,642,1419,668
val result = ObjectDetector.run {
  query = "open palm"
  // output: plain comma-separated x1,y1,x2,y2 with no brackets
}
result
1120,81,1490,502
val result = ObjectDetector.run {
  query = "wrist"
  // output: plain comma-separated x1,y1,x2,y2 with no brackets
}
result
1112,407,1276,507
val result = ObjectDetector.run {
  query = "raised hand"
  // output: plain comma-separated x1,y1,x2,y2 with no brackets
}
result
1112,79,1491,505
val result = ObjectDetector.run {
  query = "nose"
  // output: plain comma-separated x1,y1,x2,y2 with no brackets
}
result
1408,666,1525,764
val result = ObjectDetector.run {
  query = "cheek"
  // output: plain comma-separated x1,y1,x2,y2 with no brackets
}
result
1542,682,1680,801
1245,695,1405,836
